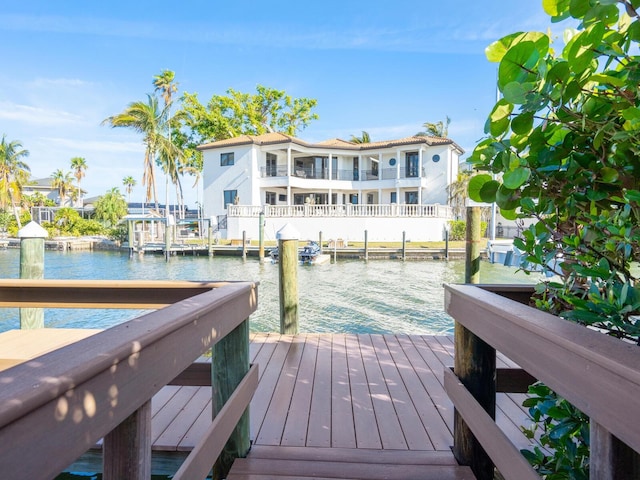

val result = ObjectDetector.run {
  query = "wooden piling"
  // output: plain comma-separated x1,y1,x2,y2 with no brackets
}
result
258,212,265,262
18,222,47,329
212,318,250,479
164,219,172,262
103,401,152,480
364,230,368,261
127,220,134,257
402,231,406,261
242,231,247,261
208,224,214,256
277,224,299,334
591,422,640,479
465,206,481,284
318,231,323,254
454,205,495,480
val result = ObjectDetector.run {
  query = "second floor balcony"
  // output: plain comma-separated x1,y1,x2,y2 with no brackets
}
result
260,166,427,181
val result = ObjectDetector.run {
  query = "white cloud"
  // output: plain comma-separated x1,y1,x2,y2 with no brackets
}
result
0,101,83,126
39,136,143,154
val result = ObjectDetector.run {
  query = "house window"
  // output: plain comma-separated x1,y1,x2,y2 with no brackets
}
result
353,157,359,181
372,161,379,177
223,189,237,208
266,153,277,176
279,194,287,202
390,192,397,203
350,193,358,204
367,193,374,204
405,191,418,204
265,191,276,205
405,152,419,177
221,152,235,166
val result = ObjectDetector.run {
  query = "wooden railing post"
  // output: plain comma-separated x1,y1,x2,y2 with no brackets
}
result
453,205,495,480
591,422,640,479
242,230,247,260
103,401,152,480
212,318,250,479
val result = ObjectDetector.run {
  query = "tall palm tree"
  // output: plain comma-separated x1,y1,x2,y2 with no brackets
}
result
70,156,87,205
350,131,371,144
102,94,168,212
416,116,451,137
51,169,75,207
447,170,472,220
0,135,30,228
153,70,182,217
122,176,136,203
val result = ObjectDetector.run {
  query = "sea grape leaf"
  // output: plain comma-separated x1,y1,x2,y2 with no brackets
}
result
468,174,493,202
499,42,540,90
503,167,531,189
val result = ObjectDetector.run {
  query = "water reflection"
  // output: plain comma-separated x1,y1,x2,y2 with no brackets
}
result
0,249,536,335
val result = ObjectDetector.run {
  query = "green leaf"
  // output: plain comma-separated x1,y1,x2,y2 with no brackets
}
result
468,174,493,202
543,0,570,16
511,112,534,134
599,167,619,183
486,31,549,63
498,42,540,90
500,208,518,220
488,100,513,136
479,180,500,203
503,167,531,189
496,184,520,210
503,82,529,104
588,73,626,87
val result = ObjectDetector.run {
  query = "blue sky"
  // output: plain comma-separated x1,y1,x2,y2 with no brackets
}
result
0,0,557,206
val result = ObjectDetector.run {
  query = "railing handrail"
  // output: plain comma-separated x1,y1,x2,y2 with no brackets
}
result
228,203,451,218
0,281,258,479
444,283,640,468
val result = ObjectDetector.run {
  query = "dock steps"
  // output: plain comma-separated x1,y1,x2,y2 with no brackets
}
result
226,446,475,479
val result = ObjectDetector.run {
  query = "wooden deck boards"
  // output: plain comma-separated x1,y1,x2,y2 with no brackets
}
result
73,333,531,475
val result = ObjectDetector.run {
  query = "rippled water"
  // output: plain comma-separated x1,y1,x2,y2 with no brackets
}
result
0,249,537,334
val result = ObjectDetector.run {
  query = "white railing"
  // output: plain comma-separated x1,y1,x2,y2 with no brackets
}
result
227,204,451,218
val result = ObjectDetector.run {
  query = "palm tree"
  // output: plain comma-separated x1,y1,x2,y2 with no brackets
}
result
350,131,371,144
51,169,75,207
416,116,451,137
102,94,169,212
93,187,128,227
70,156,87,205
122,176,136,203
447,170,472,220
0,135,30,228
153,70,182,217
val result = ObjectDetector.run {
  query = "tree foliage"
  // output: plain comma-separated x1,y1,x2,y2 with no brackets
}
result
179,85,319,144
350,131,371,144
417,116,451,137
93,187,128,227
0,135,30,227
468,0,640,343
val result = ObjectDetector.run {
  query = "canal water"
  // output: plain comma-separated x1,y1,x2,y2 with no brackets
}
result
0,249,537,335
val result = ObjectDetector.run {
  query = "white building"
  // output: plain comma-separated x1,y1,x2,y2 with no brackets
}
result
199,133,463,242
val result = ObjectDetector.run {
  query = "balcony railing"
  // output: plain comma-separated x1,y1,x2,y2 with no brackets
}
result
227,204,451,218
259,167,427,181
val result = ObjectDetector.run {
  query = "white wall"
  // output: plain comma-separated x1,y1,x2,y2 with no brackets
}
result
227,215,448,242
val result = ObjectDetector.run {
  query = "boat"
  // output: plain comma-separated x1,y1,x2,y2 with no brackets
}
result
269,241,330,265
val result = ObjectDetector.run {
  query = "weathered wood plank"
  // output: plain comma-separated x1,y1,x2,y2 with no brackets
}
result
344,333,381,449
446,283,640,454
173,365,258,480
256,335,305,445
250,335,292,441
444,368,539,480
331,334,356,448
306,334,332,447
228,457,475,480
357,334,407,449
395,334,453,449
370,334,432,449
0,278,228,308
281,334,318,446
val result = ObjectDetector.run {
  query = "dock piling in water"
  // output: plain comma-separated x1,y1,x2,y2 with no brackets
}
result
277,224,299,334
18,221,47,329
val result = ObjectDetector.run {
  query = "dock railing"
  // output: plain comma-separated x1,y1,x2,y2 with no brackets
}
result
444,283,640,480
0,279,259,480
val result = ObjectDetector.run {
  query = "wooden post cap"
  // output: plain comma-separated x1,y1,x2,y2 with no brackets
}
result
276,223,300,241
18,221,48,239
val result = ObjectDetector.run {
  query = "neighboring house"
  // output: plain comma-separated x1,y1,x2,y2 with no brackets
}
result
23,177,85,208
198,133,463,242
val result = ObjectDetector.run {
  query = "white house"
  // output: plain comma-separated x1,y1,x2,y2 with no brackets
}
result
198,133,463,242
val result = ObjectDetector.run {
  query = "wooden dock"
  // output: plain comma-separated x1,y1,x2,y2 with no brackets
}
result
71,333,530,478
